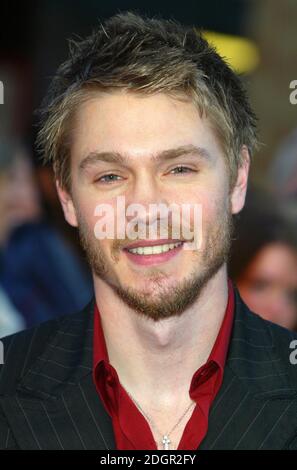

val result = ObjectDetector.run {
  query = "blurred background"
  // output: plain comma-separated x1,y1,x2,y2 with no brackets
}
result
0,0,296,336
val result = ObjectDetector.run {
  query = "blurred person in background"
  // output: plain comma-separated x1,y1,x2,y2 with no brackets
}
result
0,138,93,330
229,186,297,330
0,145,25,337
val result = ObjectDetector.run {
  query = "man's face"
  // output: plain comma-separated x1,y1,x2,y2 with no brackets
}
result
59,91,248,322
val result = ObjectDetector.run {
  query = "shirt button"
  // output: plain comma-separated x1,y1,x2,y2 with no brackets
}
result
106,375,114,385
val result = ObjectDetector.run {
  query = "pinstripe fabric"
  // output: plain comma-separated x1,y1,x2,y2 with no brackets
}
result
1,288,297,450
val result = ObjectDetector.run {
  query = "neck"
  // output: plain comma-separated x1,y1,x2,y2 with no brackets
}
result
93,265,229,409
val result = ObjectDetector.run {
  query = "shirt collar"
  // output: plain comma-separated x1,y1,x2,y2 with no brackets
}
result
93,278,235,375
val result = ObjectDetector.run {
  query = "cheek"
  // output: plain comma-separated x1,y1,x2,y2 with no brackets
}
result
198,192,227,228
75,191,115,230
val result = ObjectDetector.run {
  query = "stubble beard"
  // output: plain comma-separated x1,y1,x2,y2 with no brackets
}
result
77,200,234,323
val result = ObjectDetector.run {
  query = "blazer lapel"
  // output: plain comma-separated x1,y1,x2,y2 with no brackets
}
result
2,299,116,450
199,287,297,449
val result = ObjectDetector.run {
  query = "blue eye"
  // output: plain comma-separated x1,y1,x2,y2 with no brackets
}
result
96,174,122,184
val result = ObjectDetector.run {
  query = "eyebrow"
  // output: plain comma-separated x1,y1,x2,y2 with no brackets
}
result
78,145,212,172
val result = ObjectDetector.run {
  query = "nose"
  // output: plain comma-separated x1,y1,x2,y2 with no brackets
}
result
124,174,173,238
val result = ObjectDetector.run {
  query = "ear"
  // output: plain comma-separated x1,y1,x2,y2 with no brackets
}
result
230,145,250,215
56,180,78,227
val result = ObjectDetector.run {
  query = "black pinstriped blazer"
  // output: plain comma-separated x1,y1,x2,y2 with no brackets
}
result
1,287,297,450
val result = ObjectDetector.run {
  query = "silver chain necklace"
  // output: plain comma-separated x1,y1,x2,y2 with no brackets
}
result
125,389,196,450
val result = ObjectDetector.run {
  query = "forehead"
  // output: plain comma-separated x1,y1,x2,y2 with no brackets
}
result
71,90,224,165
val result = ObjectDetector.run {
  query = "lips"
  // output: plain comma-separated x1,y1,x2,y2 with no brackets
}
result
123,240,185,266
122,239,184,250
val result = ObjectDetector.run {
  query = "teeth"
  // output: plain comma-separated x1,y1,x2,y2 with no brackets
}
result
127,242,183,255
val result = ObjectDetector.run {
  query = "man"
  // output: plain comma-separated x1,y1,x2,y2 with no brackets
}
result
1,11,297,450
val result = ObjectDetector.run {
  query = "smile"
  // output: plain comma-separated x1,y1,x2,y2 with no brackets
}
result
126,241,183,255
123,241,185,266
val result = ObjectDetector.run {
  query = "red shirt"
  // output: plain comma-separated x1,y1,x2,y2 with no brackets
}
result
93,278,235,450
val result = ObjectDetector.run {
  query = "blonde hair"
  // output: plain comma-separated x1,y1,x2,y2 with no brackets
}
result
36,11,258,191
